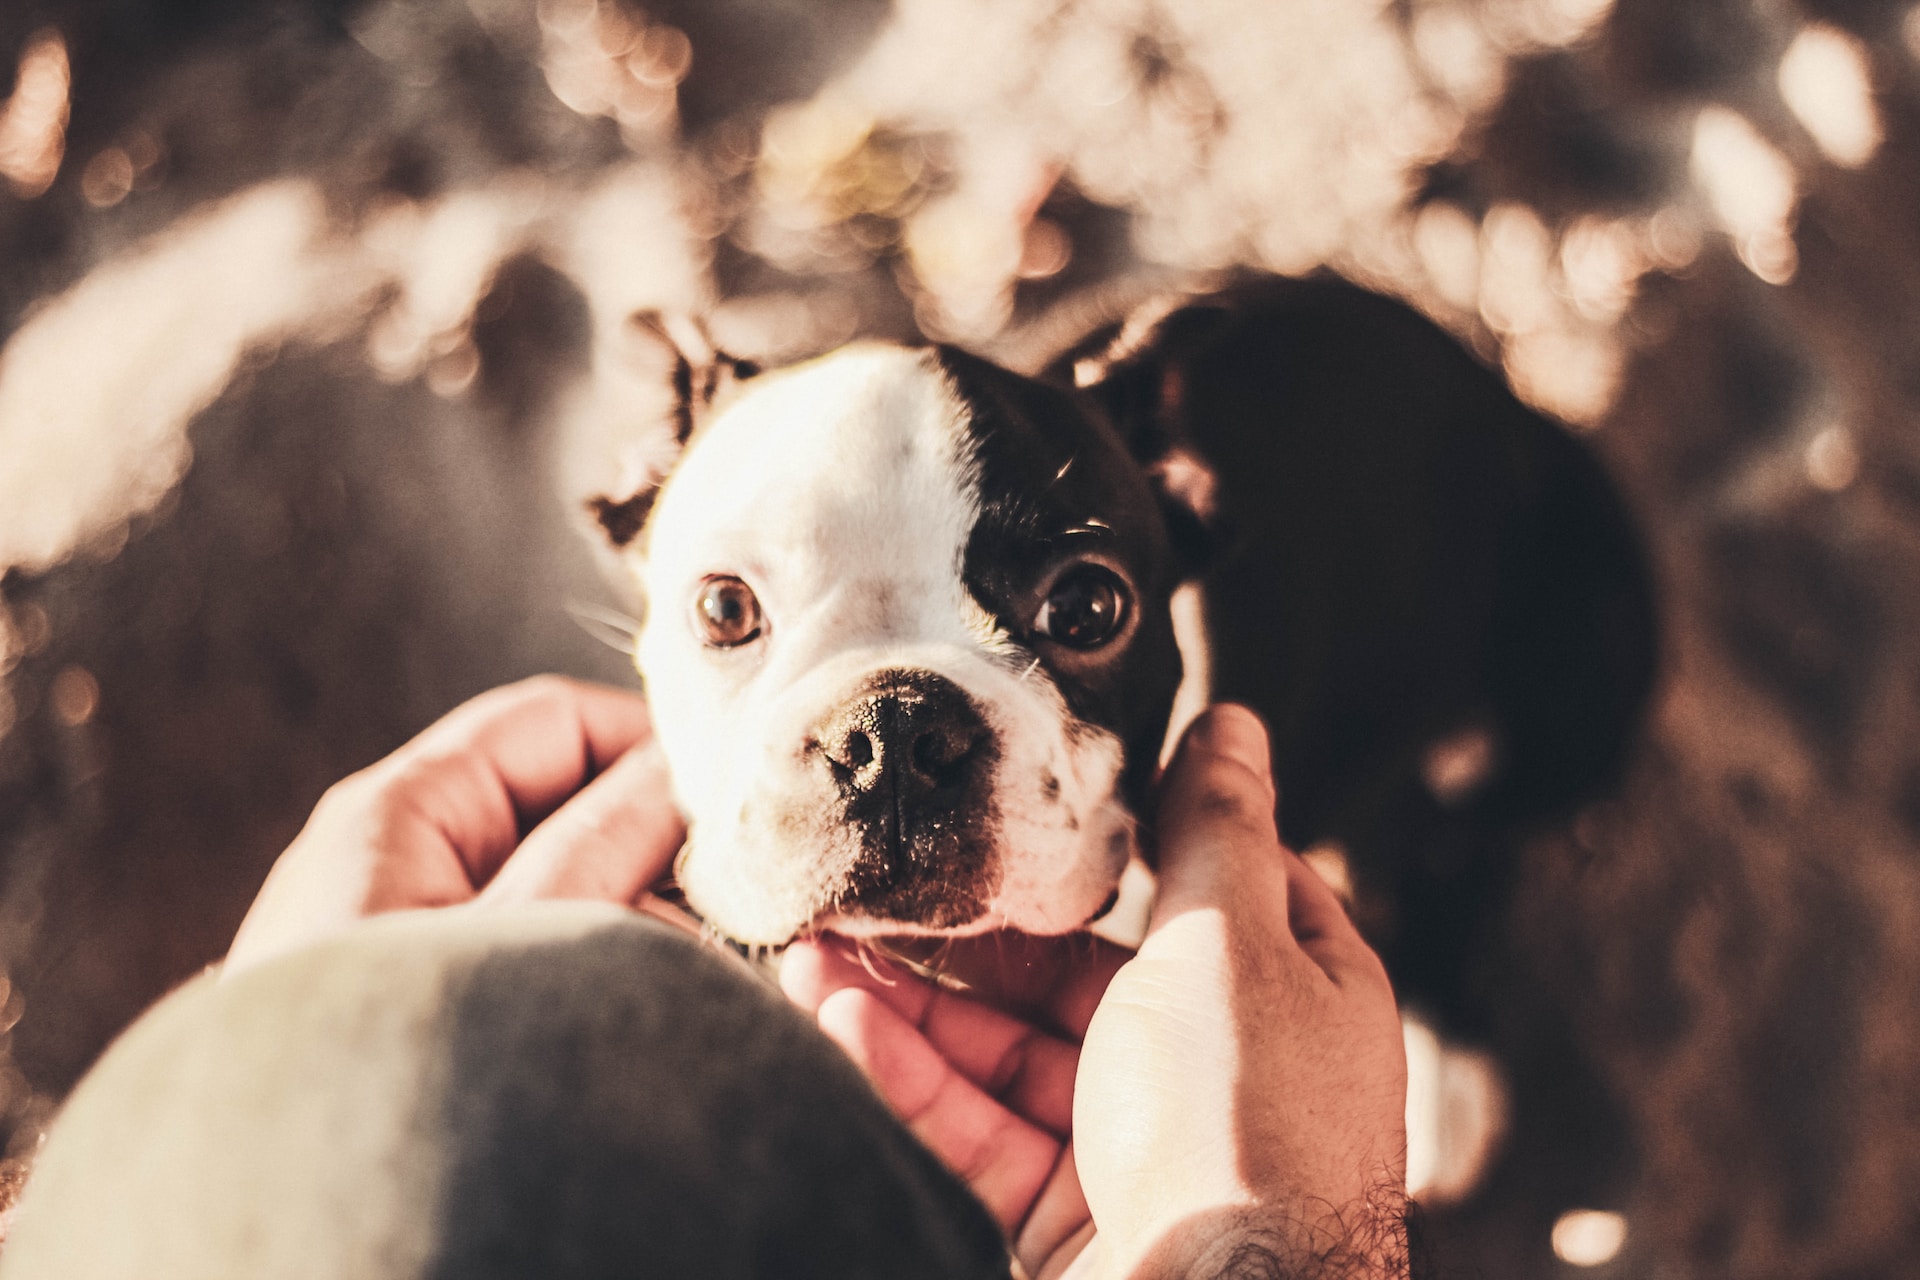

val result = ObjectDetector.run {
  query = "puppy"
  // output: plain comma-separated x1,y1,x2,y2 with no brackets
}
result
592,276,1656,960
593,330,1197,946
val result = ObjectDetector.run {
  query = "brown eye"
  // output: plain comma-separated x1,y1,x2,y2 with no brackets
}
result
1034,565,1128,649
694,575,763,647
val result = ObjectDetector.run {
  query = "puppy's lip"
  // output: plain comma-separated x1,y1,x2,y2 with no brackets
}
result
871,935,947,962
1086,886,1122,923
803,911,997,941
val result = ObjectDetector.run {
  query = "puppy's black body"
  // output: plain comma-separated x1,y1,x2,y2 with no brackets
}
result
1062,274,1657,1025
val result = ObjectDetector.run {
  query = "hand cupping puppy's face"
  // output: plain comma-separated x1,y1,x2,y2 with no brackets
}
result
602,342,1185,946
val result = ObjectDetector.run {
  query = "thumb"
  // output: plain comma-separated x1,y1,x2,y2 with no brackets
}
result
1148,704,1284,926
478,740,686,907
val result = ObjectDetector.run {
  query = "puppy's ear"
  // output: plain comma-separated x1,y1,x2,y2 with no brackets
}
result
626,310,761,447
586,310,760,550
1055,297,1238,576
586,489,658,551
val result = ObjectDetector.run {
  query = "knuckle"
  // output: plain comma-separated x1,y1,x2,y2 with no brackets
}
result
465,673,575,719
311,764,389,819
519,672,579,697
983,1031,1036,1096
1180,775,1274,835
502,672,579,712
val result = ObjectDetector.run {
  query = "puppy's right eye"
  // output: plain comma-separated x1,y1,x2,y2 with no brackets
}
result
693,576,763,647
1033,564,1128,649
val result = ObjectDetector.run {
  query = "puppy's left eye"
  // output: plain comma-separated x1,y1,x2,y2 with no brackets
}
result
694,575,763,647
1034,565,1129,649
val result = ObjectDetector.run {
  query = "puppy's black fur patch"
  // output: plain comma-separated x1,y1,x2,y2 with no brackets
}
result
1066,273,1658,1029
936,346,1186,811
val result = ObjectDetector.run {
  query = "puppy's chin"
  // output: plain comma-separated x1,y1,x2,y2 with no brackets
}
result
673,807,1139,947
810,876,1125,941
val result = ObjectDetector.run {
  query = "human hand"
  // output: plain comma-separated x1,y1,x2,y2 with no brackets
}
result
227,676,689,974
782,705,1411,1279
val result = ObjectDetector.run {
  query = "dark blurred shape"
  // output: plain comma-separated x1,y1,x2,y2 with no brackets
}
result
1069,274,1658,1026
650,0,891,134
470,253,593,423
1605,0,1775,96
1707,519,1882,770
1473,52,1668,219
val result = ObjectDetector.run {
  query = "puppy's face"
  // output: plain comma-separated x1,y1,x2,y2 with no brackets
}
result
626,343,1182,945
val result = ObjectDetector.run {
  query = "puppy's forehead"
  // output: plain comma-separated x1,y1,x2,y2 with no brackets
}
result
646,342,1163,649
932,346,1167,608
647,345,978,583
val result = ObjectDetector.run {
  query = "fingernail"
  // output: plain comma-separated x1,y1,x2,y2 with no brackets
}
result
1189,704,1271,779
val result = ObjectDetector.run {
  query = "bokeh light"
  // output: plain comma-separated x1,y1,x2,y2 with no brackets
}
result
0,30,68,199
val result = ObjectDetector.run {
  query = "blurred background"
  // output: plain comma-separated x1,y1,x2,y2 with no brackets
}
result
3,0,1920,1274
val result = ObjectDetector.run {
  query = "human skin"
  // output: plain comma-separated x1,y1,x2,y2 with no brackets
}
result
229,681,1410,1277
781,706,1412,1279
227,675,689,974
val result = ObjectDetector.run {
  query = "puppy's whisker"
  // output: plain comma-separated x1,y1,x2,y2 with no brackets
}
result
923,937,955,980
565,600,642,656
1018,657,1042,683
1052,456,1075,485
856,939,901,987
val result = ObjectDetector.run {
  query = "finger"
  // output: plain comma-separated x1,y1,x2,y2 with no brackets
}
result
889,930,1134,1041
374,677,654,887
783,939,1080,1135
1011,1142,1091,1280
780,937,932,1020
815,987,1061,1231
477,740,686,906
1281,846,1392,993
1148,704,1289,928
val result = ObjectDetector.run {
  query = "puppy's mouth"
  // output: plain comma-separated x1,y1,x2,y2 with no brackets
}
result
808,873,1126,944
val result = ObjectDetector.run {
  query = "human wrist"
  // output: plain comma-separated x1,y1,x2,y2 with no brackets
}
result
1120,1188,1419,1280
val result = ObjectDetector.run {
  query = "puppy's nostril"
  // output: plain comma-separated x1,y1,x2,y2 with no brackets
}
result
821,728,878,785
910,725,977,781
845,730,874,770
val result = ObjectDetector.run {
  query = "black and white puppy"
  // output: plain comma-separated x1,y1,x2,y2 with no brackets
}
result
592,275,1656,961
594,332,1196,946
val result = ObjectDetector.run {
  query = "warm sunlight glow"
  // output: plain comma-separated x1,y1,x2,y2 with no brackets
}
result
1779,24,1882,169
0,183,335,572
1805,423,1860,491
1403,1015,1509,1205
1552,1209,1628,1266
1692,107,1798,284
0,30,70,198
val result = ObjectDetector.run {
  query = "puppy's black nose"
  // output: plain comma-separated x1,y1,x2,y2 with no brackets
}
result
810,669,1001,923
820,672,986,805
